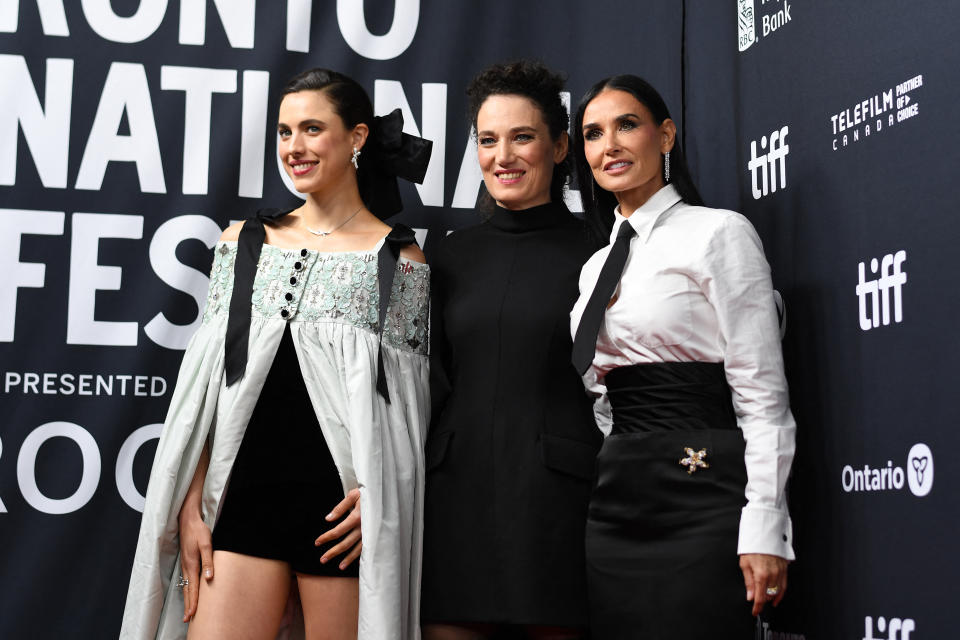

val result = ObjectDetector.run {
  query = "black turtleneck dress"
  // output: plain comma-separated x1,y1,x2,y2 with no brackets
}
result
421,201,602,626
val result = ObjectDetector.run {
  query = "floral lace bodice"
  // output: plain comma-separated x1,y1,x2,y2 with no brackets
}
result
203,241,429,354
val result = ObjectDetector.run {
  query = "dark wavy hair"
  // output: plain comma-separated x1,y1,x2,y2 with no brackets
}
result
466,60,570,206
572,74,703,242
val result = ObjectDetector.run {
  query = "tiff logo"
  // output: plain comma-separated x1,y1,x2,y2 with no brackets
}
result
863,615,915,640
856,251,907,331
747,126,789,199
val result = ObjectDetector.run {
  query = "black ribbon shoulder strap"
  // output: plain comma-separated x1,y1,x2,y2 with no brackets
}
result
375,223,418,402
224,208,289,386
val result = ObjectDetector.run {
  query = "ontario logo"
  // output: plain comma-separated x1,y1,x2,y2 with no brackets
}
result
841,443,934,497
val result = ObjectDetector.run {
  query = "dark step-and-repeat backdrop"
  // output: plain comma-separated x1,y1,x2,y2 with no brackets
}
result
1,1,955,638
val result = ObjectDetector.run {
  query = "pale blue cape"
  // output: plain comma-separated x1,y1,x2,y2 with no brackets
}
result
120,239,430,640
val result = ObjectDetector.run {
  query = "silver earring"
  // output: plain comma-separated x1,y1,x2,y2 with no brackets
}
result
664,151,671,182
351,146,361,170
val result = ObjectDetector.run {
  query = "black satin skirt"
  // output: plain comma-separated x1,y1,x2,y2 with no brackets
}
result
586,362,754,639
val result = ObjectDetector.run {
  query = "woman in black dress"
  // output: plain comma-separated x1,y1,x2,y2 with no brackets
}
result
421,61,600,640
569,75,795,638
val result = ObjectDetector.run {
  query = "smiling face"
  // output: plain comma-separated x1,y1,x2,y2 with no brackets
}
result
277,90,367,195
580,89,675,214
476,94,568,210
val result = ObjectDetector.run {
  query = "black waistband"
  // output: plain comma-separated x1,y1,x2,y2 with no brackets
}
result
605,362,737,434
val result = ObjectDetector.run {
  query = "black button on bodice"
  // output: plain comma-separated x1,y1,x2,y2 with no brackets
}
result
290,276,297,285
294,261,303,270
280,309,289,318
300,249,308,257
285,292,293,301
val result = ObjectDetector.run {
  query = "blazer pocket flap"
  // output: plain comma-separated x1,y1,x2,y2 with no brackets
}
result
540,433,597,480
425,431,453,472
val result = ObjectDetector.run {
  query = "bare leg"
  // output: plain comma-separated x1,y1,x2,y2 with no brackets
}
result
422,623,496,640
297,575,359,640
187,550,291,640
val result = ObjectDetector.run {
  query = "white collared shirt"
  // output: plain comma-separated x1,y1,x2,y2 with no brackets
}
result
570,184,796,560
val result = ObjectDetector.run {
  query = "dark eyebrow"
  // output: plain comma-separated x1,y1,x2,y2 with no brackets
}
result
277,118,326,128
477,125,538,136
582,113,642,130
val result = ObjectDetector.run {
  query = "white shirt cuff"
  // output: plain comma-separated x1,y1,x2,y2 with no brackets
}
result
738,505,795,560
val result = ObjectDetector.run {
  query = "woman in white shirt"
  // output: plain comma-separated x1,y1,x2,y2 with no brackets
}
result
569,74,796,638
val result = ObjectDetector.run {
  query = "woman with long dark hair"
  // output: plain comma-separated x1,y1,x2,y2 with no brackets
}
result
570,74,796,637
120,68,432,640
421,60,600,640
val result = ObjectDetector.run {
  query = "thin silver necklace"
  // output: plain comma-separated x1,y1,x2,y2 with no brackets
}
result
304,205,364,237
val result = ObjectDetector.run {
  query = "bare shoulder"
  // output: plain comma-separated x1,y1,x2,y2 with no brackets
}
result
219,220,245,242
399,243,426,264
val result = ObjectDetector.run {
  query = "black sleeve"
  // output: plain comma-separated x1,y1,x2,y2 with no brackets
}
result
428,239,454,433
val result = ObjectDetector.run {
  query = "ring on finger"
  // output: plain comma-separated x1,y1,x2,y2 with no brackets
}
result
765,586,779,596
176,575,190,589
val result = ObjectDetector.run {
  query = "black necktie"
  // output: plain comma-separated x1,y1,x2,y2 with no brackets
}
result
572,221,637,375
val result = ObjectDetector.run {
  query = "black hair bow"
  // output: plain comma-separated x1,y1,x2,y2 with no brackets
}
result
360,108,433,219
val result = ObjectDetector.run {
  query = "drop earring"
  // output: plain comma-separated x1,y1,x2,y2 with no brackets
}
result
351,146,361,170
664,151,671,182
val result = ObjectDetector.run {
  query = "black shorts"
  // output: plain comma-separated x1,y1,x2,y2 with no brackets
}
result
209,326,359,578
212,483,359,578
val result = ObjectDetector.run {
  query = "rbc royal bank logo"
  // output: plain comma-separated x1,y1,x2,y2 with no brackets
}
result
738,0,792,52
747,125,789,199
841,442,934,497
737,0,756,51
856,251,907,331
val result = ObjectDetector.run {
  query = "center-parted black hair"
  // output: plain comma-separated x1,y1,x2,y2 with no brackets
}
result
572,74,703,243
466,60,570,206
